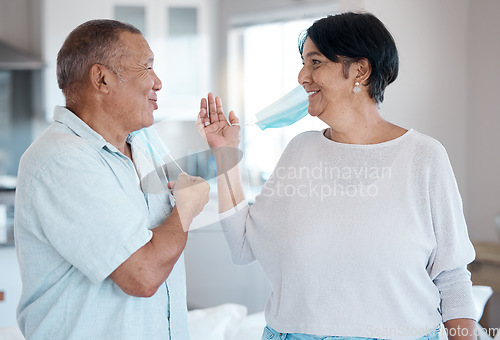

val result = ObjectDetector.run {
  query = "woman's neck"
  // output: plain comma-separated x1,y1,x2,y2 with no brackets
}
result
321,104,405,145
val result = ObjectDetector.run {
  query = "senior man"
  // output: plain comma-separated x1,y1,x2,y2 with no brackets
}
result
14,19,209,339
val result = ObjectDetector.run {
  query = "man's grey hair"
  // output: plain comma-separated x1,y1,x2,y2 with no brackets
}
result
56,19,142,104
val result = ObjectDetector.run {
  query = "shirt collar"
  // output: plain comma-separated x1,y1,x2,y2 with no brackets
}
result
53,106,124,153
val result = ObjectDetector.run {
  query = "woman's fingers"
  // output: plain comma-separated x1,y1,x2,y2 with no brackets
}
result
200,98,208,119
199,97,210,127
215,96,225,122
215,96,233,127
228,110,239,125
199,93,231,131
196,98,207,135
200,97,207,112
207,93,219,124
196,110,207,139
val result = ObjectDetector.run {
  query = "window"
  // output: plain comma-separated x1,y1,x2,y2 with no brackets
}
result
114,2,209,121
165,7,200,100
114,6,146,34
228,18,327,189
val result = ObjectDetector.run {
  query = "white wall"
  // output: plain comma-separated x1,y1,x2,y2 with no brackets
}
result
357,0,500,245
467,0,500,324
466,0,500,243
362,0,470,208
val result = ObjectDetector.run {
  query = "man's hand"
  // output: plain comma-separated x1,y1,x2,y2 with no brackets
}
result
110,173,207,297
173,172,210,231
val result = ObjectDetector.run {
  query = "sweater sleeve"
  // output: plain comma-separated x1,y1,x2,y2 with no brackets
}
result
219,200,256,265
217,132,309,266
426,142,477,322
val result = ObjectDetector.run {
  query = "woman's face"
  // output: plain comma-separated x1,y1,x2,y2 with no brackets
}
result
298,37,354,119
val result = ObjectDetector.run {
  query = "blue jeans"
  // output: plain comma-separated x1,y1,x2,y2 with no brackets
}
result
262,325,440,340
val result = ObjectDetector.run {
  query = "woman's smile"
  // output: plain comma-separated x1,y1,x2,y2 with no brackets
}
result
307,90,319,98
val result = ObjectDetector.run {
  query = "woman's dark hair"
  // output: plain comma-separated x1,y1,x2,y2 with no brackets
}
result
299,12,399,104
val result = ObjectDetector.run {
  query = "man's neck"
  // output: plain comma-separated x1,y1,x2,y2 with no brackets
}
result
68,103,130,157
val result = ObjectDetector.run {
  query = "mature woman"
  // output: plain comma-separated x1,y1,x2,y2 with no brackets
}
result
197,12,477,340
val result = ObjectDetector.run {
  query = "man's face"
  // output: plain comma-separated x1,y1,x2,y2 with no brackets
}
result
108,31,162,133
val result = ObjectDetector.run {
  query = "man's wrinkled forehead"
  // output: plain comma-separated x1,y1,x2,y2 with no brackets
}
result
117,31,154,61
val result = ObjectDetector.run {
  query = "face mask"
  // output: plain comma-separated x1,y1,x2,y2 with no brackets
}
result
130,126,183,203
244,85,309,130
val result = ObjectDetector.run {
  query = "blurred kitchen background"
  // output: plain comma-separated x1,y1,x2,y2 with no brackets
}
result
1,0,500,331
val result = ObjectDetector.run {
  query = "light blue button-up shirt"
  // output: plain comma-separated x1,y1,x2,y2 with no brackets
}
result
14,106,189,339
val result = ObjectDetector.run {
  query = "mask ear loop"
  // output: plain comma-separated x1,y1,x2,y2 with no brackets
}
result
142,129,171,192
143,128,184,207
145,127,184,173
231,120,257,127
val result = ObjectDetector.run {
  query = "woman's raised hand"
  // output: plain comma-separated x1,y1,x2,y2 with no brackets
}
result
196,93,240,149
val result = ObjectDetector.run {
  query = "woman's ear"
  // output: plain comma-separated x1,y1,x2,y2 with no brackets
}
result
355,58,372,85
89,64,110,94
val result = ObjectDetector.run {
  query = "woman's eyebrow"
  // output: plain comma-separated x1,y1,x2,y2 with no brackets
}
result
301,51,322,59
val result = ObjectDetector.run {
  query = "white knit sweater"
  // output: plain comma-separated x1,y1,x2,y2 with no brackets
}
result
219,129,476,339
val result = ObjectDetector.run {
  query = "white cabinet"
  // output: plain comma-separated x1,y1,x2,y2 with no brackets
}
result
183,193,271,313
42,0,212,121
184,222,271,314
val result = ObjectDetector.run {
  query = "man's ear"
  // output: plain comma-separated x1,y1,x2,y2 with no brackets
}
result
355,58,372,85
89,64,111,94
